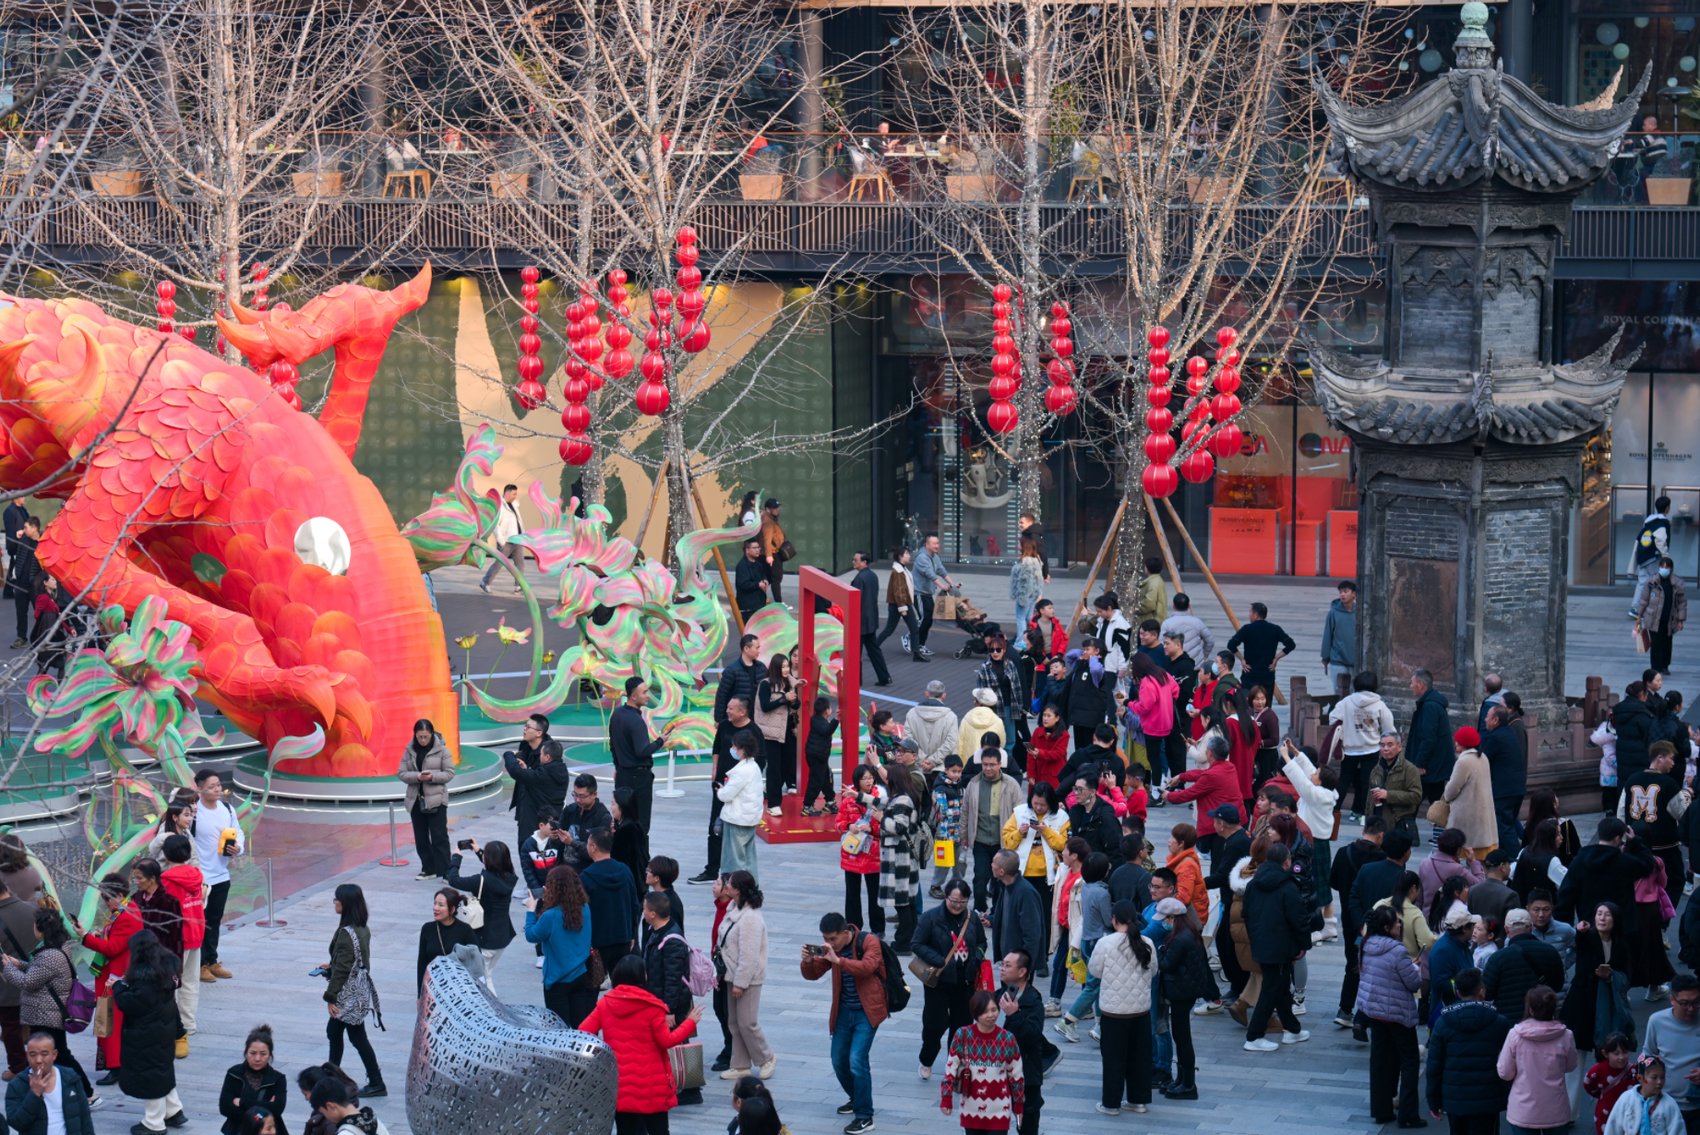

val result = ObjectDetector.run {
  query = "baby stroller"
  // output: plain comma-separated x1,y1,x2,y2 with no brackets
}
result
951,593,1002,658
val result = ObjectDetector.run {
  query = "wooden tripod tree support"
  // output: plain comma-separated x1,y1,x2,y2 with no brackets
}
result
632,459,744,636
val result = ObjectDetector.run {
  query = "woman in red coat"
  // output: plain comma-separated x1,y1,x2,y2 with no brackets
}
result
837,765,886,936
579,954,701,1133
1027,707,1069,791
78,873,142,1081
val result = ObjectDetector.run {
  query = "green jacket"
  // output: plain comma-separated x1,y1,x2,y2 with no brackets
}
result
1135,573,1168,626
1368,755,1424,827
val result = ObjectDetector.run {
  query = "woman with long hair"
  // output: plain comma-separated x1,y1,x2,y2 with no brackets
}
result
611,786,651,893
0,832,43,903
753,654,799,814
1090,900,1156,1115
578,954,701,1134
1564,902,1634,1052
397,718,455,880
446,839,518,994
1224,683,1261,812
0,905,92,1096
147,802,199,866
837,764,886,935
1522,788,1581,864
1026,705,1068,793
716,871,774,1081
524,864,596,1027
1514,819,1567,903
112,929,184,1132
323,883,384,1097
1126,654,1179,778
1423,874,1471,940
219,1024,290,1135
1009,536,1044,645
415,886,478,997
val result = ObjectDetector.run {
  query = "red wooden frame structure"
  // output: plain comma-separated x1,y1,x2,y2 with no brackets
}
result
758,565,861,845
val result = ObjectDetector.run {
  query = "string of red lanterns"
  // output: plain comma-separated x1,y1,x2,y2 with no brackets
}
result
1141,326,1179,498
515,266,547,412
1140,323,1245,496
987,283,1019,435
674,226,711,356
1209,327,1244,459
1044,300,1077,416
558,279,597,466
155,280,176,335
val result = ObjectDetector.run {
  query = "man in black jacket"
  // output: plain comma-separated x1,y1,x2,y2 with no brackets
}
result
988,850,1045,963
998,948,1057,1135
1108,836,1152,910
640,890,692,1022
1425,968,1511,1126
692,639,765,884
582,828,640,973
1204,804,1252,1009
1557,817,1658,935
1225,602,1296,705
1482,909,1563,1021
1405,670,1453,803
1612,682,1658,785
556,772,613,871
502,716,562,849
1056,638,1114,751
1241,844,1309,1049
1479,706,1527,850
609,677,671,831
733,538,769,627
1066,768,1123,867
3,516,36,651
851,552,891,688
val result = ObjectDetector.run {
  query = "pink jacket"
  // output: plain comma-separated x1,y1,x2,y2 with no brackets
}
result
1497,1019,1579,1129
1129,674,1178,739
1635,857,1676,920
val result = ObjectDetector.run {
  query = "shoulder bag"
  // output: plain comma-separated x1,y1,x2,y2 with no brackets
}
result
38,944,93,1034
334,926,384,1031
908,916,969,988
462,875,486,932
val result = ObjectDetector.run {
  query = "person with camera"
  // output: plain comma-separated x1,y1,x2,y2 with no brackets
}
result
190,769,243,983
445,839,518,995
502,718,567,852
398,721,455,883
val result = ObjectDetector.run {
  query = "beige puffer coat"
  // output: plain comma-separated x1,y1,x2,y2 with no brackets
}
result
1087,930,1156,1016
399,733,456,811
716,903,769,990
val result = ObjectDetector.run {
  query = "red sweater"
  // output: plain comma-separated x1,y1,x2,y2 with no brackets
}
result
83,903,142,994
1584,1061,1634,1135
1027,727,1068,791
1166,760,1243,836
579,984,697,1113
943,1024,1025,1130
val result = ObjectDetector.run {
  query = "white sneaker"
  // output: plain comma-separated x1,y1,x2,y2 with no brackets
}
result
919,1063,931,1081
767,806,783,817
1282,1030,1311,1045
1648,984,1670,1002
1089,1024,1101,1042
1193,1000,1223,1016
1095,1104,1120,1116
1293,995,1308,1016
1319,918,1340,942
1054,1017,1079,1043
1244,1038,1280,1053
535,956,544,969
901,634,911,653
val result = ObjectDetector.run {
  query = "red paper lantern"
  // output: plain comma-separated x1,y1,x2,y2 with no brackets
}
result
677,289,707,319
1147,326,1170,349
991,353,1016,377
1046,359,1073,385
1051,316,1072,340
1051,300,1070,318
1186,356,1208,378
675,225,697,246
1180,449,1215,483
562,403,591,432
605,348,635,379
1145,407,1173,434
564,358,588,382
179,326,195,341
1187,370,1210,396
1148,365,1171,386
156,280,176,300
516,378,547,411
156,299,176,320
516,354,544,382
1215,366,1241,393
635,381,671,416
992,333,1016,356
520,314,540,334
1147,385,1172,409
652,288,674,309
1142,463,1179,499
1044,385,1077,415
519,333,542,357
606,322,632,349
521,266,540,284
559,432,593,466
578,334,604,364
676,265,702,290
989,374,1020,401
521,298,540,315
992,284,1013,303
1146,345,1169,368
1051,337,1073,358
1144,433,1176,464
1217,347,1241,368
1209,422,1244,459
639,352,667,383
1216,326,1238,348
564,377,592,404
1212,392,1243,421
675,244,699,268
987,400,1019,434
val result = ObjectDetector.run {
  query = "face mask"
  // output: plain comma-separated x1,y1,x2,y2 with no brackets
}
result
1660,567,1672,578
1209,662,1219,675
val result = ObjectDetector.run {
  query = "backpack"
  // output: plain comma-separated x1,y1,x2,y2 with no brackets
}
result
661,933,717,997
857,931,911,1014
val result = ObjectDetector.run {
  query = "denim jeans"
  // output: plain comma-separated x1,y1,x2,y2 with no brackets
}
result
831,1005,877,1120
1067,938,1100,1020
1049,938,1071,1002
1014,602,1032,648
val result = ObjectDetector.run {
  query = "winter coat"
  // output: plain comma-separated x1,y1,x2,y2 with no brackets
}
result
1426,999,1512,1117
1417,851,1485,912
716,757,766,827
446,858,519,951
1243,860,1311,966
0,943,72,1030
1281,750,1341,840
1135,574,1167,626
1166,760,1242,837
1160,613,1214,669
5,1067,95,1135
323,924,372,1014
990,876,1046,963
932,780,966,844
82,902,141,996
1067,797,1121,865
113,975,181,1101
1057,658,1114,729
1129,673,1179,739
1027,727,1068,791
1357,933,1421,1025
961,774,1017,852
716,904,768,990
1157,923,1218,1006
1321,597,1356,670
503,750,570,837
1561,928,1633,1050
219,1063,289,1135
1480,723,1527,800
837,787,884,874
1330,691,1395,755
1368,755,1424,833
1557,841,1658,933
958,707,1006,764
800,926,889,1032
580,983,697,1114
1613,698,1659,783
887,565,914,608
158,864,205,952
578,858,639,950
1088,931,1156,1016
877,794,920,909
1604,1088,1687,1135
1442,749,1498,850
399,733,455,812
905,702,961,773
912,904,986,988
1408,688,1455,786
1002,805,1068,883
1427,931,1477,1021
713,659,766,725
1227,859,1260,976
1096,610,1134,673
1168,846,1208,924
1483,934,1566,1021
1498,1018,1580,1129
1635,575,1689,636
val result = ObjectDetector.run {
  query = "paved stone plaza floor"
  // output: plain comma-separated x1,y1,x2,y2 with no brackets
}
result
71,563,1688,1135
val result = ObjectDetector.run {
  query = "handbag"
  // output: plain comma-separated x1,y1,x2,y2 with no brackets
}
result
92,993,112,1039
667,1041,706,1091
1634,623,1651,653
908,920,970,989
936,594,959,621
584,948,606,991
840,830,871,858
335,927,384,1031
1067,947,1088,984
976,959,995,992
35,943,93,1034
462,875,486,932
933,838,955,868
777,539,797,562
1425,797,1451,826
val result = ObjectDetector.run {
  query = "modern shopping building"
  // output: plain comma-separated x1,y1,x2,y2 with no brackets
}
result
2,0,1695,578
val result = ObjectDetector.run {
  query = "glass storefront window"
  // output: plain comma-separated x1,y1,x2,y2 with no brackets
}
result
1574,14,1700,119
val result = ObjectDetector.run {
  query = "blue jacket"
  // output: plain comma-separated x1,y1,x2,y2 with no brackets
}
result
524,905,593,988
1357,933,1421,1026
581,858,640,950
1426,999,1512,1116
1321,597,1356,670
1427,930,1475,1026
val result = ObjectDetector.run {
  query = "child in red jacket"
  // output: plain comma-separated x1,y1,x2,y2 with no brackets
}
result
1584,1034,1636,1135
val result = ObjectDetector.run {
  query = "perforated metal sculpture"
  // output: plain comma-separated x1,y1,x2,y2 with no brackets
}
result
408,956,616,1135
0,267,456,776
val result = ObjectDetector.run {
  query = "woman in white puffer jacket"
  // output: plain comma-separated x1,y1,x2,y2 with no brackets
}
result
1088,900,1158,1114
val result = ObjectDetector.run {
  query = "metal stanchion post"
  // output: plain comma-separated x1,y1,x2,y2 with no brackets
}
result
255,858,287,927
655,748,687,799
378,802,411,867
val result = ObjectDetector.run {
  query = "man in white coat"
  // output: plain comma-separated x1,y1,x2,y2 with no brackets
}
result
480,483,526,593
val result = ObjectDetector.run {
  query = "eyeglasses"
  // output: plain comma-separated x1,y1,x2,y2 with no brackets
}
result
1675,998,1700,1009
572,789,594,800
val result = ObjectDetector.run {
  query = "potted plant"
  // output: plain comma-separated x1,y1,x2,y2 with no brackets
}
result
739,143,786,200
292,146,345,197
1646,151,1693,206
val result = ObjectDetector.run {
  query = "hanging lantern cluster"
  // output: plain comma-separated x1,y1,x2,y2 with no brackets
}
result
515,266,547,411
603,269,636,384
155,280,176,334
1208,326,1244,459
1044,300,1077,416
987,283,1019,435
636,286,674,417
251,262,269,313
674,226,711,355
557,281,600,466
1141,326,1178,498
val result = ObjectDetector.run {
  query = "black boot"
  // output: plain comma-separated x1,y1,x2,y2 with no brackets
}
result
1163,1080,1198,1101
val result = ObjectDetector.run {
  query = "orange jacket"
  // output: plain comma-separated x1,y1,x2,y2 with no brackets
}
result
1168,847,1208,924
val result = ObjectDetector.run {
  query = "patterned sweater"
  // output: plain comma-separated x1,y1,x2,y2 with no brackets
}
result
943,1024,1025,1130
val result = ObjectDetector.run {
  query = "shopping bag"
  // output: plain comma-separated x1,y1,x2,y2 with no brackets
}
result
667,1042,706,1091
933,839,955,868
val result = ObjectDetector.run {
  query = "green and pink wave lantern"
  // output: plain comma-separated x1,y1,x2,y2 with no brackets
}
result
27,595,221,786
743,603,847,696
660,711,716,753
515,486,641,581
400,423,502,569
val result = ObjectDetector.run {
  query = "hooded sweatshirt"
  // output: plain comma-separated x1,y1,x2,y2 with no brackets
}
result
958,706,1006,763
1329,691,1396,757
1497,1018,1580,1129
905,701,960,772
1321,597,1357,671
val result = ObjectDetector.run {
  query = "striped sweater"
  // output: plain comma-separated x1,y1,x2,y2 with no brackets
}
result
943,1024,1025,1130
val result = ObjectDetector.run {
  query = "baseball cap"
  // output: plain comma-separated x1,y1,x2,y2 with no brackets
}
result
1442,908,1480,931
1208,804,1241,823
897,737,920,753
1154,897,1187,917
1504,908,1532,930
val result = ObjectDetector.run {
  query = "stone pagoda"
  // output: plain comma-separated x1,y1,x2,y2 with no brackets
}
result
1311,3,1644,738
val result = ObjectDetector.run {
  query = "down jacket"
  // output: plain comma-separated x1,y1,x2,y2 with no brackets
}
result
715,904,768,990
398,732,456,812
1087,931,1156,1016
579,983,697,1114
1482,934,1565,1021
1497,1018,1580,1130
1425,999,1512,1117
1226,858,1260,977
836,787,884,874
905,702,960,772
1242,860,1310,967
0,944,73,1029
1356,933,1421,1026
716,757,766,827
